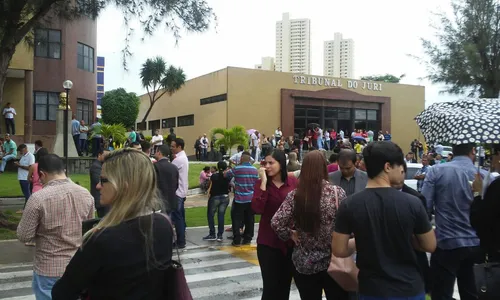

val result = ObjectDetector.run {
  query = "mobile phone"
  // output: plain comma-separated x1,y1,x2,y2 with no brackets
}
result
260,160,266,166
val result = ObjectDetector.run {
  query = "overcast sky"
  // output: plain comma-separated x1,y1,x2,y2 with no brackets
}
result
96,0,459,106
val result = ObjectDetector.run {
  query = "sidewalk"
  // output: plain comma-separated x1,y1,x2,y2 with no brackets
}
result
0,225,259,265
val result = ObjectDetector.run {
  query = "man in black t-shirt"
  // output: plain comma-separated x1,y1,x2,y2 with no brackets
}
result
332,141,436,300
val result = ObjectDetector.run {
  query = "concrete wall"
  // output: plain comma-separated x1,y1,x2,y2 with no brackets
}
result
2,78,25,134
9,43,34,71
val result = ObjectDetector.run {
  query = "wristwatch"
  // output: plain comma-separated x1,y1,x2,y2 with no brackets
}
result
473,192,481,198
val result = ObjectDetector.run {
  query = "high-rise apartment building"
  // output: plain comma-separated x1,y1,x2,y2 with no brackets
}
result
323,32,354,78
255,57,275,71
275,13,311,74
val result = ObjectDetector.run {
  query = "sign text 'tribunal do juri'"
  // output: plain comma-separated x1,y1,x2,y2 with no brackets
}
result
292,75,383,91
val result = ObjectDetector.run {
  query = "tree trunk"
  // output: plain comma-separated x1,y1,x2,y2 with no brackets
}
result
140,102,155,124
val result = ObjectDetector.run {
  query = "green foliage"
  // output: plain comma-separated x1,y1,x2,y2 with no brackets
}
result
101,88,140,128
144,135,152,142
91,123,128,149
360,74,406,83
417,0,500,98
211,125,248,155
139,56,187,123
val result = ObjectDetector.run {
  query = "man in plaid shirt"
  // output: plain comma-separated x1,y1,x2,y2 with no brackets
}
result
17,154,95,299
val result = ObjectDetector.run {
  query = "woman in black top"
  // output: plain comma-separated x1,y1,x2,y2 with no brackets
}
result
52,148,173,300
471,145,500,261
203,161,231,242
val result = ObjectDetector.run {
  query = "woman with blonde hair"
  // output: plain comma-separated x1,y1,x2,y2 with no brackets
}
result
52,148,173,299
272,150,349,300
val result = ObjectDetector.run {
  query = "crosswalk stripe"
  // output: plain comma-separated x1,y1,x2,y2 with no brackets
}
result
0,264,32,270
186,265,261,283
0,270,32,280
0,280,31,291
0,296,35,300
182,257,246,270
178,249,230,260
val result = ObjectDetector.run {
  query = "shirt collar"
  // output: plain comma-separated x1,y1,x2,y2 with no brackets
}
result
241,162,251,166
453,155,474,165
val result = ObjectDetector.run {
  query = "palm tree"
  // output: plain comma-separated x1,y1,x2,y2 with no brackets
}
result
211,125,248,155
139,57,186,124
91,123,128,150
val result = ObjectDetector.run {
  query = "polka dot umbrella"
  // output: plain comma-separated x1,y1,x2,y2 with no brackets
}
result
415,98,500,145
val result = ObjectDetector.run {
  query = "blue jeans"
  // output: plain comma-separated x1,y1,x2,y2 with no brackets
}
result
79,139,88,155
32,271,60,300
19,180,31,206
202,148,207,161
207,195,229,236
359,294,425,300
171,197,186,247
0,154,15,172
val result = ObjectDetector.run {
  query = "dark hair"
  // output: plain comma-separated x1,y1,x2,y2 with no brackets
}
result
362,141,404,179
35,140,43,147
265,149,287,183
170,128,174,133
18,144,27,151
173,138,185,150
493,144,500,156
203,166,211,172
329,153,338,163
158,145,170,157
402,161,407,174
39,154,65,174
237,145,244,152
141,141,151,152
338,149,357,165
452,143,475,157
217,161,227,174
293,151,327,234
241,151,251,156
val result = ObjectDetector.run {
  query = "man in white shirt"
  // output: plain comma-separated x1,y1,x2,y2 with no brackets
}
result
250,131,259,159
3,102,16,135
200,134,209,161
15,144,35,208
170,137,189,249
230,145,255,166
151,129,163,154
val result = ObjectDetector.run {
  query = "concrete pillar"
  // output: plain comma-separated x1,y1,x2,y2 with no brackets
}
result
23,70,33,143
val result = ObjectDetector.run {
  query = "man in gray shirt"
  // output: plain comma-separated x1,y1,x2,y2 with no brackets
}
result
329,149,368,196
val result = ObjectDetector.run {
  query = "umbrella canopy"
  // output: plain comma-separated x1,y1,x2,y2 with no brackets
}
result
247,129,256,135
415,98,500,145
308,123,320,128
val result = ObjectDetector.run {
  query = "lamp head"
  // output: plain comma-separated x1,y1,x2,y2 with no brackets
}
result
63,80,73,90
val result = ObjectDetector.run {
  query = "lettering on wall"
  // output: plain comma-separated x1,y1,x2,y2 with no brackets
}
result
292,75,383,92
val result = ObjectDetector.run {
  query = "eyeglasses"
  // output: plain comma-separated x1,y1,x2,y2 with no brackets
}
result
100,177,109,185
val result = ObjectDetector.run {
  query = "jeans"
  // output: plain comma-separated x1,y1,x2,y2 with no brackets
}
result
358,295,425,300
201,148,207,161
257,244,295,300
32,271,59,300
79,139,88,155
92,137,102,157
231,202,254,243
294,269,348,300
72,134,81,155
0,154,16,172
171,197,186,247
5,118,15,135
207,195,229,236
19,180,31,207
430,246,484,300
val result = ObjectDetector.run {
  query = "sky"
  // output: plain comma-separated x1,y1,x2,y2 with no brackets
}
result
96,0,459,107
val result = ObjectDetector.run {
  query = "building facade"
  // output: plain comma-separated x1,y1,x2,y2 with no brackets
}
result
275,13,311,74
323,32,354,78
255,57,275,71
137,67,425,156
2,13,97,144
96,56,105,118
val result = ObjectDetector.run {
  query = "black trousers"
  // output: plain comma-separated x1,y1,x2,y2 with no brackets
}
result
257,244,294,300
430,246,484,300
294,269,349,300
5,118,15,135
231,202,254,243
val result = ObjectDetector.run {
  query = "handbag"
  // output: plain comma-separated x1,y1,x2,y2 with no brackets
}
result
327,187,359,292
160,213,193,300
473,255,500,299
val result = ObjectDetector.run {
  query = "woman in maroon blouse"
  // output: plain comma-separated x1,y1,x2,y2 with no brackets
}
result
252,149,298,300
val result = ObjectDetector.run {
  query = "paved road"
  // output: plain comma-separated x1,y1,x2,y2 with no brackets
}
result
0,244,309,300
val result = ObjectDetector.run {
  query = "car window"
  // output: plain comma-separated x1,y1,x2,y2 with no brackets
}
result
406,167,419,180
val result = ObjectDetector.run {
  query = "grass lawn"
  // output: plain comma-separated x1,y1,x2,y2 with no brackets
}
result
0,207,261,240
0,163,239,197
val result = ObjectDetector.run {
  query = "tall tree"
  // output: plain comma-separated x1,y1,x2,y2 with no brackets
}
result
101,88,140,128
0,0,215,105
360,74,406,83
211,125,248,155
139,56,186,124
419,0,500,98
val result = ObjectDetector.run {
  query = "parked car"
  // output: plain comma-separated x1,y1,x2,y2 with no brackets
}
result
441,146,453,157
405,163,423,191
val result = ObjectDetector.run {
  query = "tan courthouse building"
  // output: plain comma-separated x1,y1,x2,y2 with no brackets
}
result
137,67,425,156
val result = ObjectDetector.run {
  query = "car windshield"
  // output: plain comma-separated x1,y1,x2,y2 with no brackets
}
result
406,167,420,180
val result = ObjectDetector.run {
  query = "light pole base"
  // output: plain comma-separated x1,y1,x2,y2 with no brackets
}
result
53,109,78,158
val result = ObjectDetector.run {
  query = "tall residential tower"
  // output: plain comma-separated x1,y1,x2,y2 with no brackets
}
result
275,13,311,74
323,32,354,78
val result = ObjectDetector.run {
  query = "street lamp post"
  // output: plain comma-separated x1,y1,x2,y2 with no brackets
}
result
62,80,73,175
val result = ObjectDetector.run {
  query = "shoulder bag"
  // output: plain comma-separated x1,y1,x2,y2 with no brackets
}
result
327,186,359,292
474,254,500,299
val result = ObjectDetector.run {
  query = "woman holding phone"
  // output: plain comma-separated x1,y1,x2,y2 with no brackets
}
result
252,150,298,299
